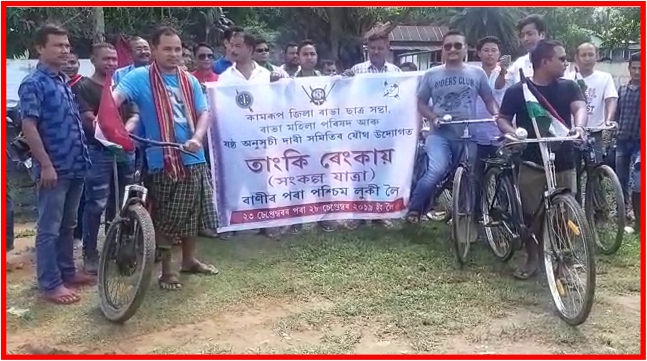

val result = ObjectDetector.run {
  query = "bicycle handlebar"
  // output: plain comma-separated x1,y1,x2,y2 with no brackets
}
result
584,121,617,132
439,115,495,125
129,134,200,159
500,131,582,148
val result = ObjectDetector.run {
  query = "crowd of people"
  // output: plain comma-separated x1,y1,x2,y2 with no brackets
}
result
7,13,641,306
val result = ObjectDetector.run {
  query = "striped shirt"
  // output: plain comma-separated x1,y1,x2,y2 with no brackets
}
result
351,60,401,74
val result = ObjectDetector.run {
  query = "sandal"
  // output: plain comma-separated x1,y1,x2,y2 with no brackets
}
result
158,273,182,290
180,261,219,275
512,267,537,280
405,212,421,224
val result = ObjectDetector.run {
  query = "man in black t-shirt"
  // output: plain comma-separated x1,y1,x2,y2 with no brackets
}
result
496,40,587,280
72,43,139,275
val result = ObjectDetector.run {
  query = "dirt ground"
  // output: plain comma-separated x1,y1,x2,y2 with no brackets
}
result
4,220,643,355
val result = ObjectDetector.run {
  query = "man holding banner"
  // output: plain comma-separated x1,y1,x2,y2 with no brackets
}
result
112,26,219,290
496,40,587,280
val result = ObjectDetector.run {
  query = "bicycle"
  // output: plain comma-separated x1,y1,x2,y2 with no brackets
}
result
576,122,625,255
480,129,528,263
437,115,497,266
98,134,198,324
490,130,596,326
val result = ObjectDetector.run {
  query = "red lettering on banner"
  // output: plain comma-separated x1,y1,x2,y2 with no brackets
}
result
229,199,406,225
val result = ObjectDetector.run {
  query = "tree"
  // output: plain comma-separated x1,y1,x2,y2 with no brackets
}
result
600,7,641,47
445,7,521,55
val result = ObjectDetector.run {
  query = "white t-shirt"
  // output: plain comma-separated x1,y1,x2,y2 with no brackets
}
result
505,54,533,85
217,62,271,85
564,70,618,127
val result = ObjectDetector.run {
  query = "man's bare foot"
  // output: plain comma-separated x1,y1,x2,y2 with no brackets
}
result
64,272,96,288
43,285,81,305
180,260,219,275
158,273,182,290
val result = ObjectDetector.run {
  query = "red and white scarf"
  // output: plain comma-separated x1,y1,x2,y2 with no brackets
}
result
149,62,197,180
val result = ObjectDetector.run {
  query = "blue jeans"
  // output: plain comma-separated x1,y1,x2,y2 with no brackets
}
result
36,178,84,291
82,146,135,256
616,139,640,203
7,191,14,252
409,132,476,213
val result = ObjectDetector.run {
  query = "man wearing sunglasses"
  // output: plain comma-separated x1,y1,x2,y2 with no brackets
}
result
114,36,152,85
253,38,287,77
192,43,219,84
496,40,587,280
408,30,499,224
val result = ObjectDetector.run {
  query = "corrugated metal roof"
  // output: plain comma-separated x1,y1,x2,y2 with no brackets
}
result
390,45,442,52
367,25,448,43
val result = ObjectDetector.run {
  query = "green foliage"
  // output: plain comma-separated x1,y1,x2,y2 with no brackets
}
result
600,7,641,47
446,7,521,55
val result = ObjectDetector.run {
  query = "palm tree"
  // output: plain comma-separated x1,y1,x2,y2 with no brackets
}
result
446,7,520,55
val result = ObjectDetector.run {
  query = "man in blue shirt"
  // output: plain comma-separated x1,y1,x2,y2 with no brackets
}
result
113,26,219,290
213,26,243,75
113,36,152,85
19,24,92,305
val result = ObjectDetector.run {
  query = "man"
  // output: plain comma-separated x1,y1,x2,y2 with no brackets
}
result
63,52,82,86
474,36,509,147
349,33,401,75
294,40,321,77
252,38,278,72
113,36,152,85
213,26,243,75
112,26,219,290
400,62,418,72
280,43,300,77
345,32,401,229
320,59,337,76
632,152,640,233
192,43,218,84
64,51,85,244
506,15,546,84
615,52,641,220
496,40,587,280
408,30,499,225
182,46,195,72
19,24,92,304
72,43,138,275
217,31,284,239
565,42,618,203
288,40,337,234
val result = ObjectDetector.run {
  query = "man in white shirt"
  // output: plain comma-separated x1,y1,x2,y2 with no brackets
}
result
565,42,618,203
217,32,272,85
506,14,546,84
215,32,284,239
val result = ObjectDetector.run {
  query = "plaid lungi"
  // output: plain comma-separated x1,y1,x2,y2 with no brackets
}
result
146,163,217,237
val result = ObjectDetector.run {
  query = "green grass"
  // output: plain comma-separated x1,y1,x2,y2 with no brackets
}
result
5,220,642,355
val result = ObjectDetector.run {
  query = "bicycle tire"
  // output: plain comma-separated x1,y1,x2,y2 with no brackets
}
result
481,166,517,262
451,166,475,265
98,203,156,324
543,193,596,326
585,165,625,255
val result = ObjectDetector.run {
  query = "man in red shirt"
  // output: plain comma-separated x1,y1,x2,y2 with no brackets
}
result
192,43,219,84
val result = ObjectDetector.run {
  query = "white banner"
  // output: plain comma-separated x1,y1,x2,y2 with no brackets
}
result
208,73,421,232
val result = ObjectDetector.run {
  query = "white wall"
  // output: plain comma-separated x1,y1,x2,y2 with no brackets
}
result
5,59,95,101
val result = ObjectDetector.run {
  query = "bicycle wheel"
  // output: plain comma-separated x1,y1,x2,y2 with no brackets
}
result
451,166,476,265
98,203,156,323
585,165,625,255
481,166,518,262
543,193,596,326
